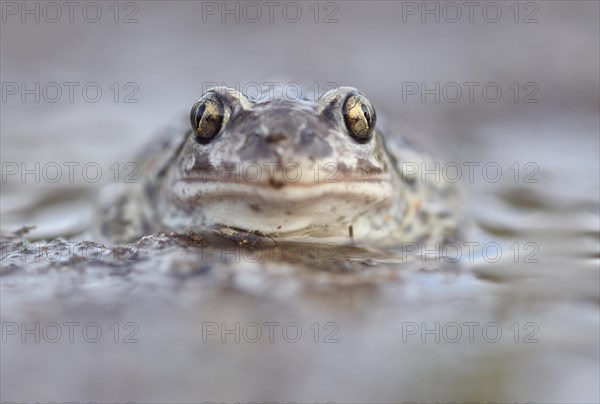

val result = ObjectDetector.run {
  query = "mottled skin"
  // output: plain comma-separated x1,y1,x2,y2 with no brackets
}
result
95,85,461,246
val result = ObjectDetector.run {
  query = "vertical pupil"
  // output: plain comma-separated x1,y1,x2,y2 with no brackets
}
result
195,103,206,128
361,103,370,127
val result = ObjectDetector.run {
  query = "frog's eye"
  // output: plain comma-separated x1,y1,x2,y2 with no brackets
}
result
190,93,225,144
342,94,376,144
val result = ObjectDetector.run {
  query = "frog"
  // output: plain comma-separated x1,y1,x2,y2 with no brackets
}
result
94,84,461,248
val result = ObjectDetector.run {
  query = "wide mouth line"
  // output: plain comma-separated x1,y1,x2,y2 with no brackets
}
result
172,178,394,202
176,177,391,187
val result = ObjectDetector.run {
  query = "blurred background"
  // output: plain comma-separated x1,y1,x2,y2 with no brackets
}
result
1,1,599,403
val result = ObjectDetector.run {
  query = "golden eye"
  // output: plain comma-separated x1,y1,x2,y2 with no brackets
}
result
342,93,376,143
190,93,225,144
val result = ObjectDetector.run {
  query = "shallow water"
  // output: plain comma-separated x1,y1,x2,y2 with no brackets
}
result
1,1,599,402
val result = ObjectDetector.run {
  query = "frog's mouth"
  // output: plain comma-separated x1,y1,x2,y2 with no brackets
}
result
172,176,394,237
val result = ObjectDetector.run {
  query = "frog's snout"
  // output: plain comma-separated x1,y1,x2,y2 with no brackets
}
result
265,133,288,144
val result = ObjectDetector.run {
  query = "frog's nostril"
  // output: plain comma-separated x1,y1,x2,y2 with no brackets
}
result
266,133,288,144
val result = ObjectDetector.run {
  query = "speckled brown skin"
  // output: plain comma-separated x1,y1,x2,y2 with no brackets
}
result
95,85,461,246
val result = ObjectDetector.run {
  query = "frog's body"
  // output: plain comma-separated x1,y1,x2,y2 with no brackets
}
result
95,85,461,247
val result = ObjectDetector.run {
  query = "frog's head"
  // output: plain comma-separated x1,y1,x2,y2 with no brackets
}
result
164,86,399,241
